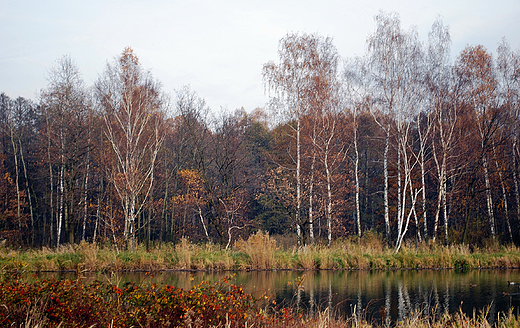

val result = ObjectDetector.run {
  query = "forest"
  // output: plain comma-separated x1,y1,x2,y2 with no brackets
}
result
1,12,520,251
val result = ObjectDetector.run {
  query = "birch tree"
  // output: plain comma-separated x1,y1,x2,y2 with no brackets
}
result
496,39,520,242
305,39,341,245
0,94,36,243
425,19,456,244
366,12,423,250
263,33,309,245
344,57,371,237
40,55,91,246
455,45,500,240
95,47,166,250
263,33,340,245
0,95,23,233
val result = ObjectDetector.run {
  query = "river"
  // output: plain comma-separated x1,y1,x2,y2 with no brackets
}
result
31,268,520,325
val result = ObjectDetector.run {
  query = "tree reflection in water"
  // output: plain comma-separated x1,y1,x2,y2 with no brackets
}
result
266,269,520,325
32,269,520,325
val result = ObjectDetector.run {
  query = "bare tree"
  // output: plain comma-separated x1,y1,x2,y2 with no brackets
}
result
0,94,36,243
0,95,22,233
171,86,211,240
95,47,166,250
343,57,371,237
425,18,456,244
455,45,500,240
263,33,340,245
40,55,91,247
263,33,309,245
305,39,342,245
366,12,424,251
496,39,520,242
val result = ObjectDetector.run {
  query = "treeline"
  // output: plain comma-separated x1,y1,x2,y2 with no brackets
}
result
1,13,519,250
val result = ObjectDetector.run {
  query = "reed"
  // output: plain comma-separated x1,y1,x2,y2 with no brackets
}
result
0,235,519,273
296,245,318,269
235,230,278,270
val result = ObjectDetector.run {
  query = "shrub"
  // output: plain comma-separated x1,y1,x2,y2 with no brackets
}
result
0,275,269,328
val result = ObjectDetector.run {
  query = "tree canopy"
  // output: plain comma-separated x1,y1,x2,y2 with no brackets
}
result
1,13,520,249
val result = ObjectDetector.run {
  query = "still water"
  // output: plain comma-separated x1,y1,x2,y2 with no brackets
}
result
34,269,520,325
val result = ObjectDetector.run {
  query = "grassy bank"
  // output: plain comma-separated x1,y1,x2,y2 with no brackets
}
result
1,232,520,272
1,275,520,328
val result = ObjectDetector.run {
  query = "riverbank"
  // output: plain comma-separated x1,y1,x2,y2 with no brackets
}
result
1,274,520,328
1,232,520,272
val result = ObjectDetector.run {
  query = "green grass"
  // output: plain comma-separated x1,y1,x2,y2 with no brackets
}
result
0,232,519,273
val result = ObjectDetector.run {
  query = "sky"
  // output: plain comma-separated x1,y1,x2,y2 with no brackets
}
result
1,0,519,113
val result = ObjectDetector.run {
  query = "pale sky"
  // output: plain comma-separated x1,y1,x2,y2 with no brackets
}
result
1,0,519,112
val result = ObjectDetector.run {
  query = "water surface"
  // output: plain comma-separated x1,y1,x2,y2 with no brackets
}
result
31,269,520,325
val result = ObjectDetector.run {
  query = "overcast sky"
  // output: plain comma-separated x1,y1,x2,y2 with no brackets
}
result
1,0,519,112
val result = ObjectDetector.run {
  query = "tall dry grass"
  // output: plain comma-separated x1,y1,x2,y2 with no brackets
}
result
1,233,519,273
258,307,520,328
235,230,278,270
14,307,520,328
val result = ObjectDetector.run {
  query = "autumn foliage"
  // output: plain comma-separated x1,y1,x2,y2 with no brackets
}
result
0,12,520,250
0,275,275,327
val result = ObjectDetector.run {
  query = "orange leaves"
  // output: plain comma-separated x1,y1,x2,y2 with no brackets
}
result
0,160,27,243
120,47,139,69
177,169,204,191
97,47,166,245
263,33,339,118
119,47,140,89
455,46,498,118
173,169,205,204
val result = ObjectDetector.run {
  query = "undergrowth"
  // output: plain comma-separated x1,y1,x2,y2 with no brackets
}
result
0,274,271,327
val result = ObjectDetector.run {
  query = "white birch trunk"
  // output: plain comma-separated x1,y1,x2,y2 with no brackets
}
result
20,140,34,244
308,150,315,244
383,130,390,242
420,151,427,240
443,177,449,245
47,116,54,246
396,145,403,244
417,121,429,241
9,130,22,231
93,193,100,243
494,147,512,241
410,181,422,243
395,181,419,252
198,206,211,243
81,133,91,241
513,140,520,239
482,155,495,239
57,165,64,248
432,142,447,244
324,143,333,246
81,160,90,242
354,116,361,237
296,119,302,245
